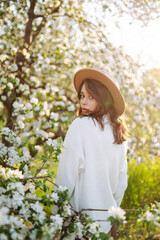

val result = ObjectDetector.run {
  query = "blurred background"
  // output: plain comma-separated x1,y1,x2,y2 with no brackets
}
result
0,1,160,238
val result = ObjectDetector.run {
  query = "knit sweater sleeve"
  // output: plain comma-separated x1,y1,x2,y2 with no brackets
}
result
55,118,85,197
113,141,128,207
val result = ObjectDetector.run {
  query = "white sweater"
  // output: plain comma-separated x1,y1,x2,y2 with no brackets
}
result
55,116,128,233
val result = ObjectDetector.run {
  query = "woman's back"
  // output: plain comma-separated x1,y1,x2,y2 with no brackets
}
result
56,116,127,233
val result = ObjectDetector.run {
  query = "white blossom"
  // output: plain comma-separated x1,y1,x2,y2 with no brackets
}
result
7,182,24,195
30,97,38,104
21,147,31,162
140,138,146,144
7,82,13,90
67,105,75,111
24,102,32,110
14,136,22,147
133,115,141,122
75,222,83,238
30,76,41,87
7,91,12,97
0,54,8,61
58,185,67,192
24,90,30,96
61,116,68,122
144,210,154,221
50,214,63,229
151,137,157,143
36,129,48,139
0,166,5,176
1,128,22,147
52,205,59,215
13,101,24,113
0,233,8,240
17,119,25,129
0,143,8,157
12,192,24,208
9,215,23,228
46,138,58,149
30,229,38,240
38,169,48,176
55,101,65,107
43,121,52,129
23,164,32,178
0,187,5,194
38,211,46,224
25,110,33,119
7,146,20,166
19,84,29,92
34,105,40,111
24,182,35,193
89,222,99,234
108,206,126,220
62,202,71,217
1,95,6,101
15,78,20,85
1,127,12,136
51,192,59,202
35,145,42,152
11,231,23,240
50,112,59,121
22,48,30,59
9,63,18,71
0,207,9,226
63,232,76,240
2,167,24,180
30,201,43,213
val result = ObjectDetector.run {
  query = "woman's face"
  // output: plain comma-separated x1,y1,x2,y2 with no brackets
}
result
79,84,99,115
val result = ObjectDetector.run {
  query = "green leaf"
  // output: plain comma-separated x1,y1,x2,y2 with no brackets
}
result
99,232,108,239
35,181,42,189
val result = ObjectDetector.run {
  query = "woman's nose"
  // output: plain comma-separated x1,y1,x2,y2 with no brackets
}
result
82,97,88,105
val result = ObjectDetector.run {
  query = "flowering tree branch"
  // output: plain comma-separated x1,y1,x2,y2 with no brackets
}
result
21,175,50,181
34,152,53,177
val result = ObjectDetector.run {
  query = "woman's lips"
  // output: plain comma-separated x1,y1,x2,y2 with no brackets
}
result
82,108,89,112
82,108,90,114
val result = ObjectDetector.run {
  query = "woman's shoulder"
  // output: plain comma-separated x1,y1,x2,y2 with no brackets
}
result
70,116,110,133
70,116,93,129
64,117,92,146
65,117,93,138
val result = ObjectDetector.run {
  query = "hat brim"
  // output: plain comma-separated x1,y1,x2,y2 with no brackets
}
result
74,68,125,116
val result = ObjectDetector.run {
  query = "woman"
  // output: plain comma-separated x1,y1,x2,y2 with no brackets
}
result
55,68,128,235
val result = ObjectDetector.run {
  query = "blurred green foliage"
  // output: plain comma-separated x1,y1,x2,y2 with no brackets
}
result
122,156,160,210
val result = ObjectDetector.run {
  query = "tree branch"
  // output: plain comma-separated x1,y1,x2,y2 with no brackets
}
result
34,14,44,18
44,209,53,216
21,175,50,181
25,197,41,201
80,208,139,213
24,0,37,46
46,179,58,188
31,0,64,44
31,16,47,44
50,0,63,14
80,208,109,213
34,152,53,177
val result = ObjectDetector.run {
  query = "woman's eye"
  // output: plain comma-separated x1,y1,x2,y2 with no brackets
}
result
89,95,94,99
80,95,84,99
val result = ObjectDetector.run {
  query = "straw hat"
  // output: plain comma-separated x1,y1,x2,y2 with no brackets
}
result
73,68,125,116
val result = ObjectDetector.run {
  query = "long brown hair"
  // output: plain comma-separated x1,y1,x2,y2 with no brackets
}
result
77,78,128,144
